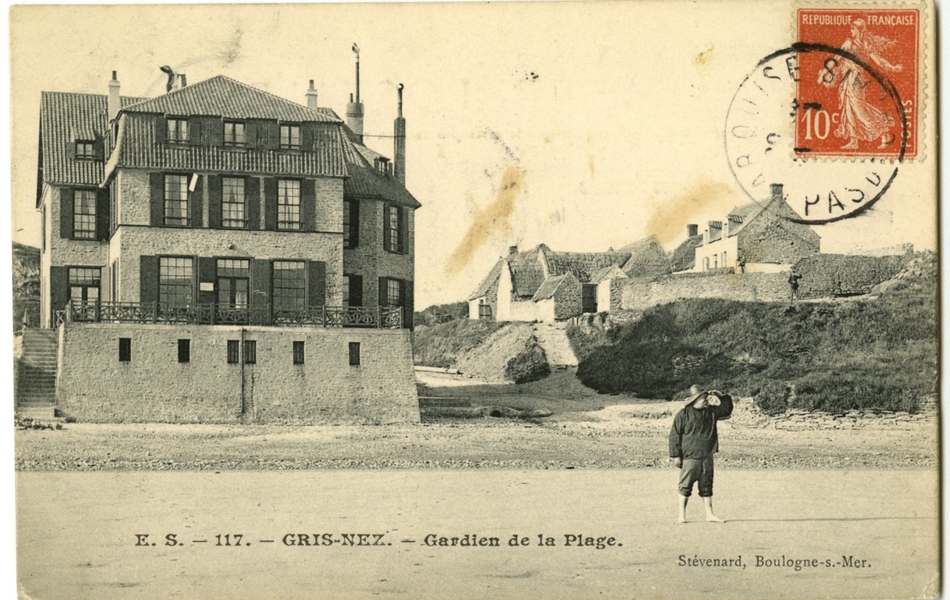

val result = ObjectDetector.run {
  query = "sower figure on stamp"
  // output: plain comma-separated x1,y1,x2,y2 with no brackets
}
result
669,385,734,523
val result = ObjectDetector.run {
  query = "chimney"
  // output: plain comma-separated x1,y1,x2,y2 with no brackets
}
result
687,224,698,238
770,183,784,202
179,72,187,87
394,84,406,185
108,71,121,122
346,44,364,142
306,79,319,110
508,245,519,255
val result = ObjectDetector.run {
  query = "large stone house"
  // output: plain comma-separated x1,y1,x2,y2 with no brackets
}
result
679,183,821,274
26,60,420,424
468,238,668,322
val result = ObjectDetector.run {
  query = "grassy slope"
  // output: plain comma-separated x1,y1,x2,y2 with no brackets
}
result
569,253,937,413
412,319,506,368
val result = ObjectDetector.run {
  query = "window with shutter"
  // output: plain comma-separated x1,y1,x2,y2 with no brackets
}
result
164,175,190,226
272,261,306,310
222,177,246,228
277,180,301,230
166,118,188,143
72,190,96,239
75,141,95,160
279,124,301,149
384,203,405,253
224,121,246,146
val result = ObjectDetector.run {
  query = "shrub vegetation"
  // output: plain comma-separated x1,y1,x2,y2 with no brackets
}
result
570,266,936,414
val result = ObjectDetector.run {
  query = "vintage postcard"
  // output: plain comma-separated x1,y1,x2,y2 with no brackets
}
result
9,1,939,599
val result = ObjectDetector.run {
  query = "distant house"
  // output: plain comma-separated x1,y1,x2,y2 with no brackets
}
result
468,244,633,322
681,183,820,273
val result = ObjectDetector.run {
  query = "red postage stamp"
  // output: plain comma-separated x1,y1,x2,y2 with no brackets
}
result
795,8,919,159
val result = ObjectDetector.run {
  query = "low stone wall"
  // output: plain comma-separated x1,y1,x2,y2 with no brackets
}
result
793,254,906,299
57,322,419,424
622,271,789,310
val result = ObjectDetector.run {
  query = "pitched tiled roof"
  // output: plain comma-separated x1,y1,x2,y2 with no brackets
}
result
468,259,503,300
542,250,630,283
38,92,145,195
107,112,347,179
618,235,671,276
508,248,547,298
671,235,704,272
121,76,341,122
532,273,572,301
340,125,420,209
726,201,766,236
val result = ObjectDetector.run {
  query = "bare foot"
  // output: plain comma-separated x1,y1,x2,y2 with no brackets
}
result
706,514,724,523
841,139,859,150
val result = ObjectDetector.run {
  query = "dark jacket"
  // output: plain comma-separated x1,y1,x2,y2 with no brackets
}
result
669,394,734,459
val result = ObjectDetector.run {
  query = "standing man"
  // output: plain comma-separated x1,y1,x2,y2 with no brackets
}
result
788,271,802,302
669,384,734,523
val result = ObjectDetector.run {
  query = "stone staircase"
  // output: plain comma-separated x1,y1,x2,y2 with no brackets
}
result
16,328,59,419
532,322,578,370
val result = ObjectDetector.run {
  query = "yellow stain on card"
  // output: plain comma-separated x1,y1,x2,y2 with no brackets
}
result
646,181,743,245
694,45,714,65
446,166,524,274
588,154,596,179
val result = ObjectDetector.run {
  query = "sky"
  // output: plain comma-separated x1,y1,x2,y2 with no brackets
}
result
8,1,938,310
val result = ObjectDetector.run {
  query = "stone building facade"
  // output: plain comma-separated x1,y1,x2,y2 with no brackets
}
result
687,183,820,274
32,63,420,423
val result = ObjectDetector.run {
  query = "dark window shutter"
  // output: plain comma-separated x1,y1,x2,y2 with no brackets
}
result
349,274,363,307
139,255,159,304
245,121,258,150
378,277,388,307
301,124,314,151
65,141,75,160
263,179,277,230
383,204,392,251
246,177,260,230
155,116,166,142
96,187,110,241
190,174,203,228
208,175,222,228
198,257,216,305
93,135,105,161
249,259,271,320
149,173,164,226
49,266,68,314
201,118,216,146
301,179,316,231
188,118,201,146
266,121,279,150
398,206,408,254
60,187,74,239
349,199,360,248
404,280,414,329
211,119,224,147
308,261,326,307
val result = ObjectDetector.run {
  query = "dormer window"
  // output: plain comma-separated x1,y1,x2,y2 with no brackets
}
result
279,124,301,149
75,141,95,160
374,157,392,176
166,118,189,143
224,121,245,146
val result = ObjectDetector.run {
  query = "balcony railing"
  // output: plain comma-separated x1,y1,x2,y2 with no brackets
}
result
61,301,403,329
